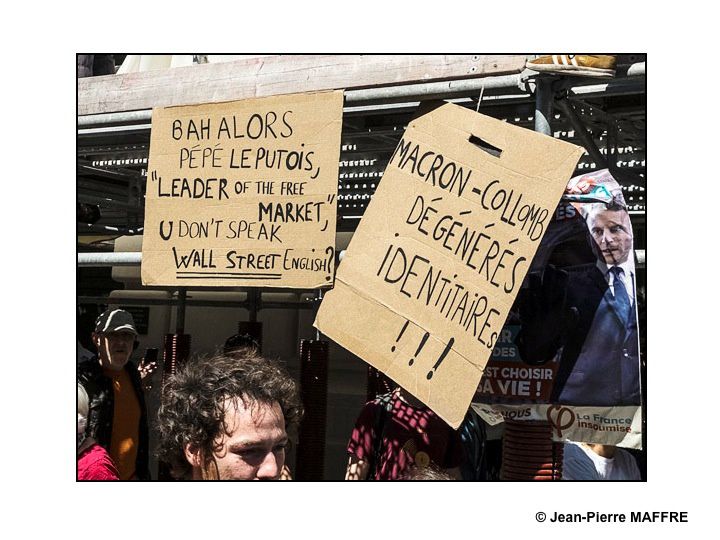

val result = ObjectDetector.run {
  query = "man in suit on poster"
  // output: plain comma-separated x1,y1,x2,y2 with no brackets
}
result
519,201,640,406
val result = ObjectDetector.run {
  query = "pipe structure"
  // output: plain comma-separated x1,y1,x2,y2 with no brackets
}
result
78,194,142,211
77,73,526,128
77,295,317,310
534,78,554,136
314,288,324,341
78,124,152,137
568,77,645,99
88,297,315,309
498,75,569,482
175,288,187,332
77,62,645,129
248,288,260,323
78,224,144,236
77,291,316,311
344,73,526,105
626,62,646,77
78,252,142,266
78,110,153,127
296,339,329,480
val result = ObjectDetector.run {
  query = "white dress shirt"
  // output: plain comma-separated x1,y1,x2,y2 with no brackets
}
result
596,258,635,306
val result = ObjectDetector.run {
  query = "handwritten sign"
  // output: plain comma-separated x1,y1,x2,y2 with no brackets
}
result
141,91,343,288
314,103,583,428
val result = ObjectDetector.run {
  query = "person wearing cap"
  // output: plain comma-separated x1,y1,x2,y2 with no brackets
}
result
77,309,150,480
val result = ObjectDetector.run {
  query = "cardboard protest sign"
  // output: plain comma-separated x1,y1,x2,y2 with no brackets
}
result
141,91,343,288
314,103,584,428
472,169,643,448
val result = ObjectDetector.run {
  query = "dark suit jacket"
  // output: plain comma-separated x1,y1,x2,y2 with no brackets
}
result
551,264,640,406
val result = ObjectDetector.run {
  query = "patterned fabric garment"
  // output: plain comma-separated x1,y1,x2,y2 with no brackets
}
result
347,392,463,480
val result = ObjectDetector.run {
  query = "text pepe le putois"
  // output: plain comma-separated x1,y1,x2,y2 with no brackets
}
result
146,97,340,285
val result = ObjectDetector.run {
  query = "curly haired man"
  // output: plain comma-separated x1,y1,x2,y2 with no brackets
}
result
157,351,303,480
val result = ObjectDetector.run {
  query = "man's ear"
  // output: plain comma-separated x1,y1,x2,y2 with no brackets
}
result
91,332,101,350
184,443,203,469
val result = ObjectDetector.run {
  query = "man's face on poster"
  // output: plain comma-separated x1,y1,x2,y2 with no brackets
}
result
588,207,633,265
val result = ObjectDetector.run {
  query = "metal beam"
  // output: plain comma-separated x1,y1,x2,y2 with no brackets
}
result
77,61,646,128
78,73,527,128
78,252,142,266
76,294,315,310
78,194,142,211
534,78,554,136
568,77,645,99
78,224,144,236
624,62,645,77
554,99,608,168
78,110,152,127
79,55,528,115
344,73,526,106
176,288,187,332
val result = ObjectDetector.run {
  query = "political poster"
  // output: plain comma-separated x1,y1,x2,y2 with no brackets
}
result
315,103,584,428
141,90,344,288
473,169,643,448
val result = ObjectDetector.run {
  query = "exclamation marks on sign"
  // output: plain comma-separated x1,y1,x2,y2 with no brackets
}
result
391,320,409,353
391,322,453,381
535,381,541,398
426,337,454,380
409,332,430,366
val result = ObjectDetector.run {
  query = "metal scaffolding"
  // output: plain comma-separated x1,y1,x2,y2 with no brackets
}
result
78,54,647,297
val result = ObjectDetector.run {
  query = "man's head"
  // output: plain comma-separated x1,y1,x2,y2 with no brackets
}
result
92,309,138,370
157,351,303,480
585,203,633,265
401,464,454,480
223,333,261,356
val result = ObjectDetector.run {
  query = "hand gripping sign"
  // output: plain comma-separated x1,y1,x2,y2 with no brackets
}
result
314,103,583,428
142,91,343,289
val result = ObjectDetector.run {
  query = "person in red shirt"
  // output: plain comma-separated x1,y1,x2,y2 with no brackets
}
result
77,383,119,480
345,386,463,480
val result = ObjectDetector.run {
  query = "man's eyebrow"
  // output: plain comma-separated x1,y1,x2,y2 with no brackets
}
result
228,436,288,452
228,441,261,452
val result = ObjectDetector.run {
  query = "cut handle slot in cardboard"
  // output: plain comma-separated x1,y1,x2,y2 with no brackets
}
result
468,134,503,158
